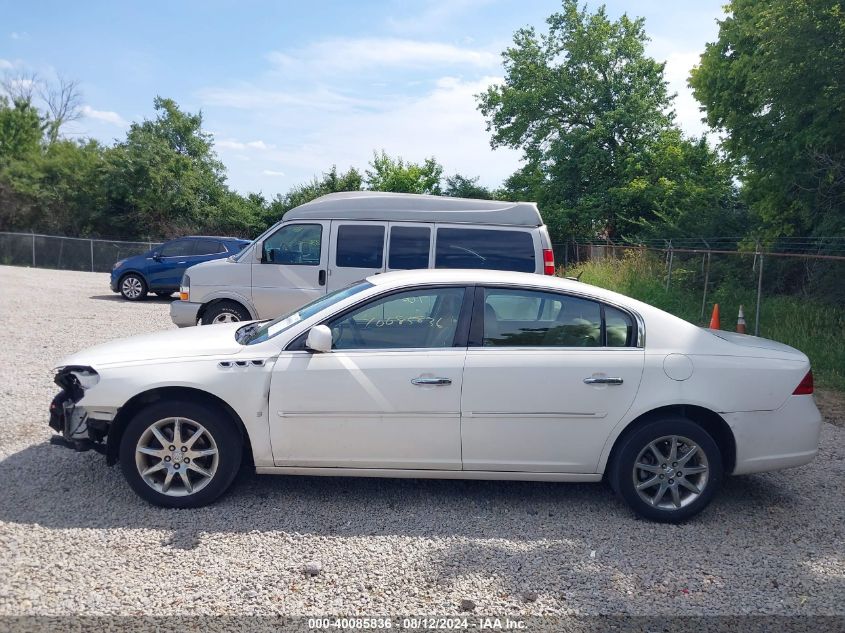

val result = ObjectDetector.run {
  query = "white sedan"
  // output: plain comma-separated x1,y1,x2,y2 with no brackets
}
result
49,270,821,522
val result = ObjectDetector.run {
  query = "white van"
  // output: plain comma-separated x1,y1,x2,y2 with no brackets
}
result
170,191,554,326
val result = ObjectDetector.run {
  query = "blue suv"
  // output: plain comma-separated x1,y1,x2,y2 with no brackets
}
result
110,236,251,301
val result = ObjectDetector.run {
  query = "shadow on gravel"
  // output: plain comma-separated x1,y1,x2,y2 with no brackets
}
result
89,294,174,303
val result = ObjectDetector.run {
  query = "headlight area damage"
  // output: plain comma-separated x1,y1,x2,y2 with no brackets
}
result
49,366,108,454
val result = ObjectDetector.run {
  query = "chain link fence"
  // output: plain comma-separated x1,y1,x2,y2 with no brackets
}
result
0,232,162,273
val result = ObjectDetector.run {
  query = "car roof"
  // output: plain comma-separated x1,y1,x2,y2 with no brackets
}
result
283,191,543,227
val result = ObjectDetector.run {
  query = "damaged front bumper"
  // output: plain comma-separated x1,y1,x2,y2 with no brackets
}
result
48,366,111,454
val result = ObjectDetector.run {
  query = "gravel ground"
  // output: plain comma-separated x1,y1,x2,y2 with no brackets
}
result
0,264,843,617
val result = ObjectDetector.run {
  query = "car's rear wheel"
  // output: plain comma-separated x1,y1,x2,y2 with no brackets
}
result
201,301,251,325
119,274,147,301
612,418,722,523
119,400,242,508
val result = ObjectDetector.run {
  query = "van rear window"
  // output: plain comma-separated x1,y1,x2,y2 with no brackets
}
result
435,228,535,273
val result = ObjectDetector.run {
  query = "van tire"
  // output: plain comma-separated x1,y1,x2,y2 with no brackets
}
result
201,301,251,325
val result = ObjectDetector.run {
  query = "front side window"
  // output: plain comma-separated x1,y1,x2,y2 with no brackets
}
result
329,287,465,350
263,224,322,265
389,226,430,269
336,224,385,268
482,288,603,347
159,240,194,257
435,228,535,272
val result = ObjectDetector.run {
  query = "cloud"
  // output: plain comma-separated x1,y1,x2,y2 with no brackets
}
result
662,50,708,138
216,139,275,151
261,169,286,176
266,38,498,73
10,31,29,41
0,59,14,70
386,0,496,35
81,105,128,127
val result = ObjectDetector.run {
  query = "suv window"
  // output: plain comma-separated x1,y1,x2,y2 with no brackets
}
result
329,287,464,350
263,224,322,265
336,225,385,268
388,226,430,269
192,239,225,256
482,288,608,347
159,240,194,257
435,228,535,272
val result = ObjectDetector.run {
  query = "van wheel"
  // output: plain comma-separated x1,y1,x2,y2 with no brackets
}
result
119,400,242,508
611,418,722,523
201,301,251,325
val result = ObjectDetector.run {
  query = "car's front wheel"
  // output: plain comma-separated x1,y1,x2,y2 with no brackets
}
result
119,273,147,301
119,400,242,508
201,300,251,325
611,418,722,523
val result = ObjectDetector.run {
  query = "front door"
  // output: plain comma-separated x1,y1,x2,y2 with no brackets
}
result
147,239,194,290
252,221,329,319
268,286,470,469
327,221,388,292
460,286,645,473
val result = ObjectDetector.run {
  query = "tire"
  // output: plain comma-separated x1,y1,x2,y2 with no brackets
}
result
611,418,722,523
155,291,174,298
119,273,147,301
119,400,243,508
201,301,251,325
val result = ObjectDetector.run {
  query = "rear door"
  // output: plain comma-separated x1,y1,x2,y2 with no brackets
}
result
252,221,330,319
460,286,645,473
327,221,388,292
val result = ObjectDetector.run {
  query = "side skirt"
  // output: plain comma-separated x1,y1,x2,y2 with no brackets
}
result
255,466,602,482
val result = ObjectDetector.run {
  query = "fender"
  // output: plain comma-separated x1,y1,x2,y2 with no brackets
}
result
196,290,259,320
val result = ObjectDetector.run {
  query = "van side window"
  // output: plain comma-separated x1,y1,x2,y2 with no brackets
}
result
435,228,535,272
263,224,322,265
389,226,430,269
336,225,385,268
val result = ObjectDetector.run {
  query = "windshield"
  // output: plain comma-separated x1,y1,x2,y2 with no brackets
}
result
239,280,373,345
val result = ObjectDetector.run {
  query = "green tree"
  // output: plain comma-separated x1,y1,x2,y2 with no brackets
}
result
365,150,443,195
103,97,229,238
443,174,493,199
689,0,845,237
478,0,736,242
265,165,363,227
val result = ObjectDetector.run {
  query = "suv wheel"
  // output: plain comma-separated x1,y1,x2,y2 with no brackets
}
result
201,301,251,325
120,273,147,301
119,400,242,508
611,418,722,523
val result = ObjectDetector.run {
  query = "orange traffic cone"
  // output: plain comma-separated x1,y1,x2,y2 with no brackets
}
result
709,303,721,329
736,305,746,334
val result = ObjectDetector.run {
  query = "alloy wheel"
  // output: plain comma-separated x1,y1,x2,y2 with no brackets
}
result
121,276,144,299
632,434,709,510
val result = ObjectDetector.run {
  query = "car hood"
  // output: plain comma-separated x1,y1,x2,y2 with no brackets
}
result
56,322,247,369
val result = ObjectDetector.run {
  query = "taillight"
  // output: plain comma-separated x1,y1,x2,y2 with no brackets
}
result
793,370,814,395
543,249,555,275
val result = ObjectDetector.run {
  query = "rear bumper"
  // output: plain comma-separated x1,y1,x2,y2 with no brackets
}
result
170,300,201,327
726,395,823,475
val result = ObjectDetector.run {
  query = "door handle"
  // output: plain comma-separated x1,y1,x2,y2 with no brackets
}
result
411,377,452,386
583,376,624,385
318,269,326,286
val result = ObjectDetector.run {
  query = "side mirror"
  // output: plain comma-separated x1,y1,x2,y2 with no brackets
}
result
254,241,264,262
305,325,332,353
152,252,162,261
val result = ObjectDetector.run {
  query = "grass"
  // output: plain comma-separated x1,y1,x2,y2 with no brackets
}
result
566,252,845,391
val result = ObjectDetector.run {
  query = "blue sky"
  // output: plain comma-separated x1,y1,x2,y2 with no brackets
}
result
1,0,726,197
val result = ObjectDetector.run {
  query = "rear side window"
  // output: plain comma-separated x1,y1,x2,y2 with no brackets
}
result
192,239,225,255
336,225,385,268
159,240,194,257
389,226,430,269
605,305,634,346
435,228,535,272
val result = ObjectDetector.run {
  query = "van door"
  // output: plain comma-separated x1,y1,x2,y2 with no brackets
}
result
251,221,329,319
386,223,433,271
327,221,388,292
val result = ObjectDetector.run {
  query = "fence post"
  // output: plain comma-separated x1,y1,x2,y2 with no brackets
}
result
90,239,94,272
755,248,764,336
31,232,35,267
700,251,711,321
665,240,674,290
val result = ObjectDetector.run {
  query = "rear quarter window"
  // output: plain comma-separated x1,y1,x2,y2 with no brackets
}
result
435,228,535,273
